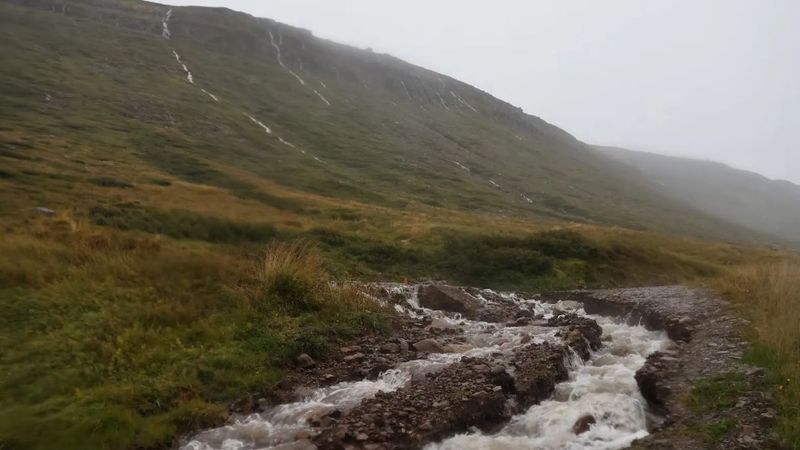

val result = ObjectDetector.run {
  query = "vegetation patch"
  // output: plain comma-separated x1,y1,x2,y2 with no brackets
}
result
689,418,738,445
712,261,800,448
0,222,388,450
91,176,134,188
90,204,277,244
685,372,749,413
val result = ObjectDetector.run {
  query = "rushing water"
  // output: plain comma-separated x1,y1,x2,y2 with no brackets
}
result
182,289,670,450
427,313,669,450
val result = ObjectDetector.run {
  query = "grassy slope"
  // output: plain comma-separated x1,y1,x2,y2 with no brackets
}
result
0,0,771,243
0,1,798,449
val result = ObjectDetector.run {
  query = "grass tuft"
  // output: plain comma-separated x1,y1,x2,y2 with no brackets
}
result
259,240,384,315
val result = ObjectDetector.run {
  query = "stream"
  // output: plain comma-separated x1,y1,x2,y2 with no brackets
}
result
182,288,670,450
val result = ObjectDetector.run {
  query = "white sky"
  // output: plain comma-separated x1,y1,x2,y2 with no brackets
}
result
168,0,800,184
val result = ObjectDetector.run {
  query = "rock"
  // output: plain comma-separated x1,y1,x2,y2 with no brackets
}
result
572,414,596,434
510,316,530,326
379,343,400,354
565,329,591,360
33,207,56,216
295,353,316,369
557,300,582,310
428,317,454,331
413,338,444,353
340,346,362,354
397,339,410,352
634,352,678,415
443,343,474,353
547,313,602,350
417,285,481,317
343,352,366,362
510,343,570,406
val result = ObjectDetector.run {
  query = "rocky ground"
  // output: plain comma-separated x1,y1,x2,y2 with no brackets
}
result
193,284,779,450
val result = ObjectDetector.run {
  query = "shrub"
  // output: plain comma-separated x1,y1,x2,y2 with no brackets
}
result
91,177,134,188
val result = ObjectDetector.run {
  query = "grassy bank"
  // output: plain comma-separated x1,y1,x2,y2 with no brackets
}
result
712,261,800,448
0,217,387,450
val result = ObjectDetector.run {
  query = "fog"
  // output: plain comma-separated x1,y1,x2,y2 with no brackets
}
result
168,0,800,184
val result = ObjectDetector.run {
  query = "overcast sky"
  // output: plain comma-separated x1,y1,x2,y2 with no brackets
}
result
168,0,800,184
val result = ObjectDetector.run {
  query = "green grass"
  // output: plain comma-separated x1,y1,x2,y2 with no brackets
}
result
690,418,738,445
684,374,748,446
90,203,277,244
685,373,749,414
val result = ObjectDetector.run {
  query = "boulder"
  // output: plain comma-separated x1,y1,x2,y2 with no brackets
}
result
413,338,444,353
295,353,316,369
573,414,596,434
418,285,481,318
379,343,400,354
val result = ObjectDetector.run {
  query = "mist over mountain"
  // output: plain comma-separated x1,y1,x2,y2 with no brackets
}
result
597,146,800,245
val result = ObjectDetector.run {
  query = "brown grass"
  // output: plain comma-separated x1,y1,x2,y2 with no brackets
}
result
260,240,382,313
715,261,800,369
712,260,800,447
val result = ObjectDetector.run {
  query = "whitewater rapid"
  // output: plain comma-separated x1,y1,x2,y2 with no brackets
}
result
427,313,669,450
181,289,669,450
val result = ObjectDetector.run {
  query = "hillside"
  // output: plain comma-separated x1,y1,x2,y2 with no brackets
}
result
597,146,800,246
3,1,800,449
0,0,771,244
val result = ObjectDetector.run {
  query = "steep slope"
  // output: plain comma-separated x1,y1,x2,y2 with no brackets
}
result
598,146,800,246
0,0,769,244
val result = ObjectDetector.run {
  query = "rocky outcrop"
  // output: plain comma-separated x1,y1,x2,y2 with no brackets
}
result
542,290,693,342
508,342,571,407
310,340,581,450
547,312,603,359
312,358,511,449
634,351,681,415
